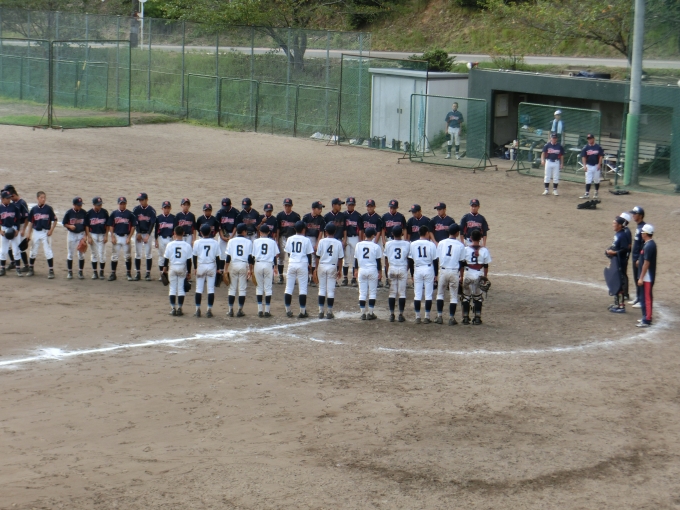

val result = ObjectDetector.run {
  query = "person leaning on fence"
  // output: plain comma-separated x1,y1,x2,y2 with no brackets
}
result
444,103,464,160
541,132,564,196
579,134,604,200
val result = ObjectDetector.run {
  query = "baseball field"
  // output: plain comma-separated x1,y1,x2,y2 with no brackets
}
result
1,123,679,509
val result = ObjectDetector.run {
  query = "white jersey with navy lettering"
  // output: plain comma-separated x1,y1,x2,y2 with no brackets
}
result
464,245,492,274
316,237,344,266
252,237,279,264
164,240,193,269
384,239,410,269
409,239,437,267
436,238,466,270
285,234,314,265
193,238,220,267
355,240,382,271
225,236,253,263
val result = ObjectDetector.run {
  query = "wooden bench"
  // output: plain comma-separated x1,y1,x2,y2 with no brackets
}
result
599,137,667,176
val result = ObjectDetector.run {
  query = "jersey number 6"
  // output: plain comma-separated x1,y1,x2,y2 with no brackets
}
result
237,245,244,256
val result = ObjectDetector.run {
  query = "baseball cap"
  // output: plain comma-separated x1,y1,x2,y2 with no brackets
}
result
391,225,403,236
325,223,336,235
236,223,247,234
311,201,325,209
620,212,632,224
283,198,293,206
221,197,231,207
259,224,271,234
409,204,421,213
203,203,212,211
263,203,273,212
1,190,11,199
72,197,83,206
200,224,212,236
448,223,460,235
389,199,399,208
331,198,345,206
630,206,645,216
587,133,595,139
550,132,558,138
434,202,446,210
554,109,562,115
615,216,626,225
242,198,252,207
346,197,356,205
162,200,171,208
470,199,480,206
294,220,306,231
181,198,190,205
2,184,14,192
92,196,103,205
366,199,376,207
641,224,654,235
137,192,148,201
117,196,127,204
364,227,376,237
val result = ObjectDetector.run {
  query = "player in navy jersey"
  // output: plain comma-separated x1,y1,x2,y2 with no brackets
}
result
628,206,646,307
258,202,279,242
24,191,57,278
197,204,219,238
342,197,363,287
175,198,197,244
606,216,629,313
0,190,23,277
430,202,456,290
325,198,347,244
637,224,656,327
276,198,301,284
541,132,564,196
85,196,110,279
579,134,605,199
444,102,464,159
155,201,176,280
460,199,489,246
4,185,29,272
239,198,260,242
62,197,87,280
107,197,137,281
214,197,239,275
406,204,431,285
381,199,406,288
132,192,157,281
302,201,326,285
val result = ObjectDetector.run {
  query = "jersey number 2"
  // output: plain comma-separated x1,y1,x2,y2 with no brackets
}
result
362,247,370,259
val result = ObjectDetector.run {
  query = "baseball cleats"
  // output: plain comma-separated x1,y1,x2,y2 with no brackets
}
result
27,267,34,277
286,311,294,318
448,317,458,326
389,314,395,322
145,272,151,281
398,314,405,323
7,261,16,270
627,299,638,305
377,280,384,288
227,309,234,317
108,272,117,281
326,312,334,319
434,316,443,324
236,309,245,317
206,309,214,318
553,190,559,196
264,312,272,318
259,311,265,318
194,309,201,318
16,269,23,277
169,308,177,316
126,272,133,281
632,302,642,308
445,153,451,159
176,308,183,316
92,272,99,279
422,317,431,324
367,312,377,320
361,313,367,321
318,312,324,319
593,192,599,199
133,272,141,281
67,271,73,279
278,275,284,284
0,267,5,277
415,318,422,324
385,279,391,289
472,316,482,325
341,278,348,286
579,193,590,199
609,307,626,314
21,265,29,273
542,190,549,196
462,316,471,325
48,269,55,279
350,278,357,287
636,322,651,328
298,311,308,319
455,153,461,160
78,271,84,280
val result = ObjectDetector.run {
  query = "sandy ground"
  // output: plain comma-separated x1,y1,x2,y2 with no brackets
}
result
1,123,679,509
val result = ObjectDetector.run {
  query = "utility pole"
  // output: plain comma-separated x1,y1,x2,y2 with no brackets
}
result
623,0,645,186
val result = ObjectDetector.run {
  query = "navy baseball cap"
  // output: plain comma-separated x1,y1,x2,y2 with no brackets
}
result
409,204,421,213
181,198,190,205
311,201,324,209
200,224,212,236
203,203,212,211
389,200,399,208
1,190,11,199
325,223,336,235
242,198,252,207
259,224,271,234
366,199,376,207
470,199,480,206
162,201,171,208
263,203,273,212
448,223,460,235
294,220,306,231
434,202,446,210
2,184,14,192
137,192,148,201
283,198,293,206
391,225,403,236
222,197,231,207
630,206,644,215
346,197,356,205
364,227,376,237
72,197,83,206
587,133,595,139
550,132,558,138
331,198,345,206
615,216,626,225
236,223,247,233
92,196,103,205
117,196,127,204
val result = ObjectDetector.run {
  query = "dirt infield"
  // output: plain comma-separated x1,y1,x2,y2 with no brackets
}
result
1,123,679,509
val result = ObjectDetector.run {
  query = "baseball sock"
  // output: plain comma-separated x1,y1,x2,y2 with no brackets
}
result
414,300,421,319
21,252,27,266
425,300,432,319
447,145,451,154
318,295,325,313
544,183,550,190
462,300,470,318
228,295,235,311
398,298,406,314
553,183,559,190
265,295,271,312
67,260,73,271
327,298,334,312
186,260,192,272
278,264,284,276
208,294,214,308
30,257,35,267
455,144,460,154
449,303,457,317
257,294,263,312
359,300,366,313
473,300,482,317
195,293,202,310
92,262,98,271
437,299,444,316
125,260,131,273
343,267,348,278
368,299,375,313
388,297,396,313
169,295,176,308
0,261,4,267
178,296,184,308
159,265,164,274
99,263,105,272
238,296,245,311
135,259,141,272
595,183,600,192
284,293,292,312
79,259,84,271
8,252,14,264
146,259,152,272
111,261,118,272
299,294,307,313
585,183,591,194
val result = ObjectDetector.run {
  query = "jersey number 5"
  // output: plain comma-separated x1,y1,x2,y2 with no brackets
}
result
175,246,182,258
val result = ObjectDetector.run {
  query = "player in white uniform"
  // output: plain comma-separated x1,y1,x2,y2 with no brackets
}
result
354,227,383,320
383,225,410,323
435,224,466,325
315,223,344,319
409,225,437,323
284,221,314,318
462,230,492,325
252,224,280,317
192,223,220,318
224,223,253,317
163,226,193,316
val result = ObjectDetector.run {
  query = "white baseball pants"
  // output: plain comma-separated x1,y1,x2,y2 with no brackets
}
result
29,230,53,260
414,267,435,301
448,126,461,146
0,228,20,262
544,160,560,184
228,260,248,296
110,235,131,261
135,234,153,260
195,263,216,294
168,267,187,296
388,266,408,299
90,233,106,263
437,268,460,304
66,231,85,261
358,268,378,301
219,237,229,261
308,237,319,268
157,237,171,267
343,236,359,269
463,269,482,299
254,261,274,296
317,264,338,298
585,164,601,184
182,234,194,246
278,235,288,264
285,263,308,295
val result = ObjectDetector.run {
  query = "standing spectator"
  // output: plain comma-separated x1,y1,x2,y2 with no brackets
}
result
550,110,564,144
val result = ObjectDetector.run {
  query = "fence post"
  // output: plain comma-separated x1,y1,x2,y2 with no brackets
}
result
357,35,364,138
250,27,254,122
26,12,31,95
325,31,330,129
254,81,259,132
215,33,219,120
105,62,109,110
0,9,3,85
84,14,89,104
48,42,53,127
54,12,60,94
116,16,120,109
293,85,299,137
217,77,222,126
181,20,186,107
74,60,78,108
286,28,291,121
19,56,23,100
147,17,152,103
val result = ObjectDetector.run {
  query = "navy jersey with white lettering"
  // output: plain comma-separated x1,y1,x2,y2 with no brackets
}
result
12,198,28,224
62,208,87,234
361,213,383,234
430,215,456,243
460,212,489,240
155,213,176,239
302,213,325,240
238,208,260,234
28,204,56,231
85,208,110,235
175,211,196,236
445,110,464,128
641,239,657,283
382,212,407,240
215,207,240,235
196,214,219,237
406,215,430,241
277,210,301,237
0,202,21,229
345,210,363,237
580,143,604,165
542,142,564,162
258,213,278,237
107,209,136,236
324,211,346,240
632,221,646,261
610,230,628,269
132,205,157,234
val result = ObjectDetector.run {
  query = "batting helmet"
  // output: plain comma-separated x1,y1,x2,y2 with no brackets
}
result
4,228,16,240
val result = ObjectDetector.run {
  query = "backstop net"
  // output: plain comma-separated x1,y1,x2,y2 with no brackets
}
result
514,103,601,183
408,94,491,170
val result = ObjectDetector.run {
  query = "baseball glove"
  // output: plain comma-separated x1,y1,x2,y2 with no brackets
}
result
161,271,169,286
19,237,29,251
4,228,15,240
184,277,192,293
77,237,88,254
479,276,491,293
215,271,222,288
223,271,231,287
577,200,598,210
250,269,258,287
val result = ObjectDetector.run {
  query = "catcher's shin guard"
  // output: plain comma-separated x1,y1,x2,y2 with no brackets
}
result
461,299,471,320
473,298,483,318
